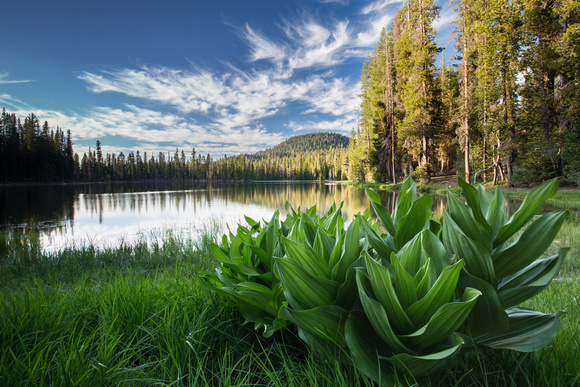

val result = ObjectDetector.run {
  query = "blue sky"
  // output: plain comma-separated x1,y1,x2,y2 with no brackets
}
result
0,0,455,157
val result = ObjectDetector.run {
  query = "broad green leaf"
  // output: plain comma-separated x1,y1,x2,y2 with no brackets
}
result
235,283,279,316
328,232,343,269
335,257,362,309
494,178,558,248
280,303,349,346
394,195,433,250
211,243,231,264
446,188,492,251
244,215,260,231
400,287,481,350
307,204,317,217
332,217,362,283
391,254,417,309
497,249,567,309
360,217,396,260
420,230,451,276
214,285,273,315
357,271,413,353
321,204,343,234
222,261,261,277
475,308,561,352
396,232,427,275
386,334,464,378
314,228,335,260
458,177,492,233
364,254,416,334
298,213,317,245
492,210,569,278
345,311,396,385
457,269,508,336
476,184,493,217
405,260,464,328
442,211,497,285
485,187,507,240
274,257,338,310
393,177,417,222
263,213,280,255
282,236,330,278
429,218,441,238
367,188,396,235
249,246,272,272
414,259,435,299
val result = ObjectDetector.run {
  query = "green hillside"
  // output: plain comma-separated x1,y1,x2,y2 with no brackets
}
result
250,132,349,159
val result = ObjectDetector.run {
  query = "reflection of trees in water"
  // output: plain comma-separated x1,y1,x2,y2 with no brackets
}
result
0,185,76,228
11,182,578,240
1,182,453,234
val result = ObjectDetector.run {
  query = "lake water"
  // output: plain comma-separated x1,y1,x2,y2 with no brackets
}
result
3,181,445,252
4,181,565,253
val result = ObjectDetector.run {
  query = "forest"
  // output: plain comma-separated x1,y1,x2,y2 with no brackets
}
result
349,0,579,186
0,110,348,183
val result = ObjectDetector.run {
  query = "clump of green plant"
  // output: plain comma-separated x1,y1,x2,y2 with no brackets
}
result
203,177,569,384
346,232,481,384
275,202,364,353
200,210,291,337
443,178,569,350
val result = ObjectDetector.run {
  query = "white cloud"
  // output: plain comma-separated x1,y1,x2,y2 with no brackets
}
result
0,72,35,84
244,25,287,62
433,8,455,31
79,63,360,131
360,0,402,15
301,78,360,116
13,104,286,157
241,4,399,74
0,93,33,111
286,112,358,133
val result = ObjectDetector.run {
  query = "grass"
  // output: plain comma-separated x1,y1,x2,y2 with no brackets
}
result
1,211,580,385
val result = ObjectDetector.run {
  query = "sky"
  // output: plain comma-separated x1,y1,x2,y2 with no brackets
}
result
0,0,456,158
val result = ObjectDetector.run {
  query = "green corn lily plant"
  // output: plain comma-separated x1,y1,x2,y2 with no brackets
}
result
200,210,290,337
363,177,436,262
442,177,569,350
274,202,364,352
203,177,568,383
345,229,481,384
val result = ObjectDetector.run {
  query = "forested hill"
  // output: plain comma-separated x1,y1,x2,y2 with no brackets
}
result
250,132,349,159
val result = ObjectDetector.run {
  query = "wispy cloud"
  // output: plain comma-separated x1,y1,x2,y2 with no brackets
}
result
241,2,398,74
15,104,286,157
360,0,402,15
79,64,360,133
0,93,33,111
286,112,359,133
0,72,35,84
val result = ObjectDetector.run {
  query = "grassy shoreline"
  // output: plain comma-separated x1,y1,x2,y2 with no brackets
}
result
1,208,579,385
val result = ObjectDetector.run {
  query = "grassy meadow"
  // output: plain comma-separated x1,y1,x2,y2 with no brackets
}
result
1,195,579,386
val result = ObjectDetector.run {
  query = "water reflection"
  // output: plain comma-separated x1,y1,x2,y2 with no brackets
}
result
1,182,389,252
5,182,571,253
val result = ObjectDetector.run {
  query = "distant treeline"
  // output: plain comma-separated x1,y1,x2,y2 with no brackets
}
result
0,109,348,183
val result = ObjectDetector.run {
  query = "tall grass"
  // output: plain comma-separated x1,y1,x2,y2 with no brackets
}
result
1,214,579,385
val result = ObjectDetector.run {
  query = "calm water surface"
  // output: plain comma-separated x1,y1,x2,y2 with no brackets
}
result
2,182,446,252
3,181,565,252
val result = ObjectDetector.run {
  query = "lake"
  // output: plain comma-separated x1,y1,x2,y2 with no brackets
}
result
4,181,558,253
3,181,439,252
